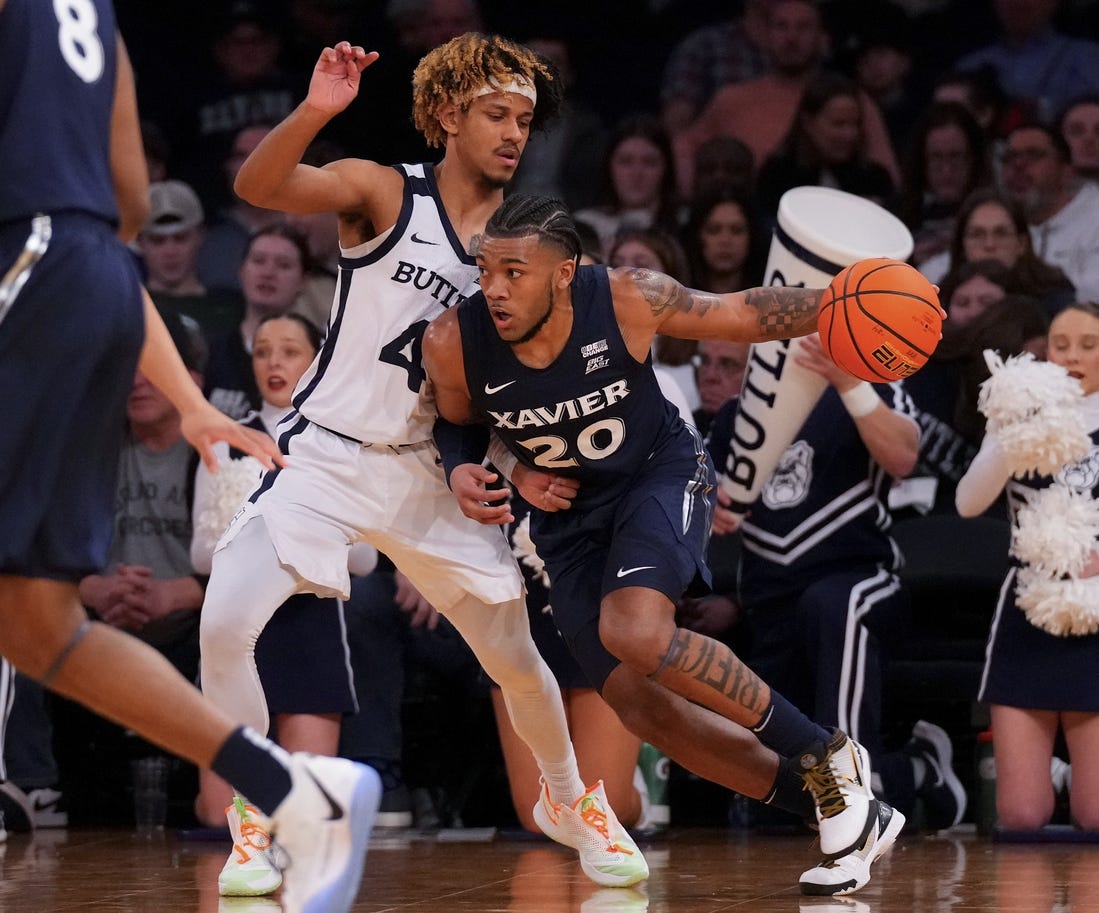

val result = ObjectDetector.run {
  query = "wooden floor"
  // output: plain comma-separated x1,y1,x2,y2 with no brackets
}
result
3,825,1098,912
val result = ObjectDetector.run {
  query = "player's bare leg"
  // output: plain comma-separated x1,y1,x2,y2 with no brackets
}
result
0,576,231,764
600,585,903,895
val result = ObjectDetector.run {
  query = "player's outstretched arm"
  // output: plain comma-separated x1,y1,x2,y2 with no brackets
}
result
611,267,824,345
234,41,383,215
137,289,284,472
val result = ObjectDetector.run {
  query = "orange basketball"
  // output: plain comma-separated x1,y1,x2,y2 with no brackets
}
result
817,258,942,383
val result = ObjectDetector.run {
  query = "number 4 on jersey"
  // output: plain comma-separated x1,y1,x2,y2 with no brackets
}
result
379,320,429,393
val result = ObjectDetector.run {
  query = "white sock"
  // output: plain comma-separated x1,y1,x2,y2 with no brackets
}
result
539,756,587,807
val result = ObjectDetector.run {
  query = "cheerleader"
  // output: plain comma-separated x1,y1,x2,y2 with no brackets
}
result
957,301,1099,831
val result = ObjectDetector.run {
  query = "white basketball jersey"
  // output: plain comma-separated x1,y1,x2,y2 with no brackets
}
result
291,163,480,444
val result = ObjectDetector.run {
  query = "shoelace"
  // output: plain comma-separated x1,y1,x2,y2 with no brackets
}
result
541,787,563,826
576,798,633,855
233,797,273,853
801,764,848,820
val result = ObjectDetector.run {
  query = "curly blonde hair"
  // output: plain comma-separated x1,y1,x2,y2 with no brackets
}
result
412,32,563,148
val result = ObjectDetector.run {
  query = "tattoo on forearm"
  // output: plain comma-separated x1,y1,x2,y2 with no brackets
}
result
632,269,720,318
744,287,822,339
659,629,767,716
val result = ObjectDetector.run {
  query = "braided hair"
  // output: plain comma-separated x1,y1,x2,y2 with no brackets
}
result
412,33,562,148
474,194,582,262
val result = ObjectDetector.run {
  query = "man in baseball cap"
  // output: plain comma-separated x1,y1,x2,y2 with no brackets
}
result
144,180,205,236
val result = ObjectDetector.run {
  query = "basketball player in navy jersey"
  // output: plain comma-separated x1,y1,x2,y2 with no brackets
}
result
0,2,382,910
423,194,904,896
201,35,648,888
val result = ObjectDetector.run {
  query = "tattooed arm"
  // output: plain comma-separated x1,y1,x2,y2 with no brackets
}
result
609,266,824,358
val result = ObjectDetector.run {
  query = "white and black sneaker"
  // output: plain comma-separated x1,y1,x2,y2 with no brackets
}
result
906,720,967,830
800,731,875,858
269,754,382,913
26,786,67,829
799,799,905,896
0,781,33,833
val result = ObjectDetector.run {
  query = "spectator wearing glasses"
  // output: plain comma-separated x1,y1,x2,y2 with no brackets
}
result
917,187,1075,319
998,122,1099,303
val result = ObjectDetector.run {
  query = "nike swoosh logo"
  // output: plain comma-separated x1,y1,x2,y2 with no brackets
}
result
306,769,345,821
32,796,57,812
616,566,656,578
410,232,439,245
484,380,516,394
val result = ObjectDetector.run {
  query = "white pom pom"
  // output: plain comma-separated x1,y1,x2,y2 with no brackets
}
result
510,513,551,589
1010,484,1099,578
1015,567,1099,636
195,456,265,545
978,350,1091,477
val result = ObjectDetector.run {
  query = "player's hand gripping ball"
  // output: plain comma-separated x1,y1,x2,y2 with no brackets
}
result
817,258,942,382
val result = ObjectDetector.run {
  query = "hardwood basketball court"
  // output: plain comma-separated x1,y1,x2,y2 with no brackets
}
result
3,825,1097,912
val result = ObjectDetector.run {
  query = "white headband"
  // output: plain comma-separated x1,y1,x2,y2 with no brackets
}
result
474,75,537,105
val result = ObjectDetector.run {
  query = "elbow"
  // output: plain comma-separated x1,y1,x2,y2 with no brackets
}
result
885,445,919,480
885,455,918,480
233,171,259,206
954,495,979,519
879,432,920,479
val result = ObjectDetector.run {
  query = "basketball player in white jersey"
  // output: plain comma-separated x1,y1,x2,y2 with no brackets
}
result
198,35,649,889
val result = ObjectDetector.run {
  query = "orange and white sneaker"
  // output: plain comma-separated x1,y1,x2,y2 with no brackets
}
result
532,780,649,887
218,796,283,897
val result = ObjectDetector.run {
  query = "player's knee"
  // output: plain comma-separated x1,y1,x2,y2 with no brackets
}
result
198,587,256,666
598,610,673,673
1071,802,1099,832
997,794,1053,830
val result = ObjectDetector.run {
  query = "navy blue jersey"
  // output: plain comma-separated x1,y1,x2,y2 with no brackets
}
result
738,383,917,605
459,265,684,514
0,0,120,224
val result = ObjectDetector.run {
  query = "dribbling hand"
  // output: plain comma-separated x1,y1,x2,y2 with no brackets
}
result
307,41,380,115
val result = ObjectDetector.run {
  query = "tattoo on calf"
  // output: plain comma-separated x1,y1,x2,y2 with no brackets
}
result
660,629,767,716
745,287,820,339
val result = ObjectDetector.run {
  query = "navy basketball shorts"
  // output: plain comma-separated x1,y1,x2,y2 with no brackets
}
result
255,593,358,715
0,214,144,582
535,466,715,692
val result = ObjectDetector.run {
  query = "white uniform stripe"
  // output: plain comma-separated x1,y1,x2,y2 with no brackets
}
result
0,213,51,327
836,570,899,741
978,569,1017,702
0,658,16,780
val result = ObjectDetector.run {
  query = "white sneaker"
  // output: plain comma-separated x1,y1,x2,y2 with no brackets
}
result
269,754,382,913
799,799,904,896
801,732,875,858
218,796,282,897
1051,757,1072,796
907,720,967,829
26,787,67,829
532,779,649,887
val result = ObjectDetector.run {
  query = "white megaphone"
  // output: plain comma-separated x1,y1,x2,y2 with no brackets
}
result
720,187,914,515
